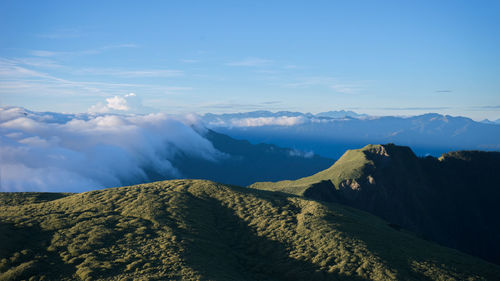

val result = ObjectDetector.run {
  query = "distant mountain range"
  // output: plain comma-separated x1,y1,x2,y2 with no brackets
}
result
1,179,498,280
481,118,500,125
150,129,334,186
203,111,500,158
203,110,368,124
251,144,500,265
316,110,370,119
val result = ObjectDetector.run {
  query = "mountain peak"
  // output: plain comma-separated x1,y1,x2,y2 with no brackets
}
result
361,144,418,164
362,144,390,157
251,145,500,264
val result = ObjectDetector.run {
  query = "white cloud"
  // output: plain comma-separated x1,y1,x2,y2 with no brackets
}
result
230,116,307,127
88,93,152,114
202,112,340,128
284,76,361,94
106,96,129,111
87,103,110,114
0,106,222,192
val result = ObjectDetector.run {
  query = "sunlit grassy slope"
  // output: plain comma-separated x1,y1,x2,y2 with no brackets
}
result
250,144,378,195
1,180,498,280
250,144,500,266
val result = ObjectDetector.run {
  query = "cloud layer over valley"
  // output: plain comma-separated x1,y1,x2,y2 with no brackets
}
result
0,107,222,192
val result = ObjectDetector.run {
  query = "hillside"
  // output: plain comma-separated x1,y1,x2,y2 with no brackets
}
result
251,144,500,265
1,180,499,280
170,129,334,186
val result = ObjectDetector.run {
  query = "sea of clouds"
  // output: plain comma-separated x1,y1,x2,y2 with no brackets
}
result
203,115,346,128
0,106,222,192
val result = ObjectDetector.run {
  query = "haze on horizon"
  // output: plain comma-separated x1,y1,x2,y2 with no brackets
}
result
1,0,499,120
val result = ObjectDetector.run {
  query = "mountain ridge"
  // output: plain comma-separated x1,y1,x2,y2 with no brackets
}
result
251,144,500,265
1,179,499,280
205,112,500,158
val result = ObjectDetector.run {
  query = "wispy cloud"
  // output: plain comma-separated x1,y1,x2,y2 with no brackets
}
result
30,44,138,57
0,58,58,79
74,68,184,78
468,105,500,110
380,107,452,111
199,100,284,111
180,59,198,63
226,57,272,67
30,50,58,57
435,90,452,93
37,28,83,39
200,102,266,110
329,84,360,94
261,101,282,105
1,57,62,69
254,69,278,74
0,78,191,98
284,76,361,94
0,58,191,98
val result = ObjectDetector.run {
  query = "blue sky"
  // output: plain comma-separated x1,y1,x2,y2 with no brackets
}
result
1,0,499,120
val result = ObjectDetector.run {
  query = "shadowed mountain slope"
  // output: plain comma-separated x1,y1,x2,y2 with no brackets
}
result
251,144,500,265
169,129,334,186
1,180,499,280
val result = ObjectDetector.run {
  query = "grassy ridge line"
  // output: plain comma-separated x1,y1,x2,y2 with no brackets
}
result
249,144,500,266
0,192,73,206
0,179,498,280
249,145,375,194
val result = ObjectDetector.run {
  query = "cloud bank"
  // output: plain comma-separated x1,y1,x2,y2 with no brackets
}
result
229,116,307,127
0,107,222,192
203,114,355,128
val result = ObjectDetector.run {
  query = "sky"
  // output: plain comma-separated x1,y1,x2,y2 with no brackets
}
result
1,0,499,120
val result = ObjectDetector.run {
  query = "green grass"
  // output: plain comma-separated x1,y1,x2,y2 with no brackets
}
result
250,144,378,195
0,192,72,206
0,179,498,280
